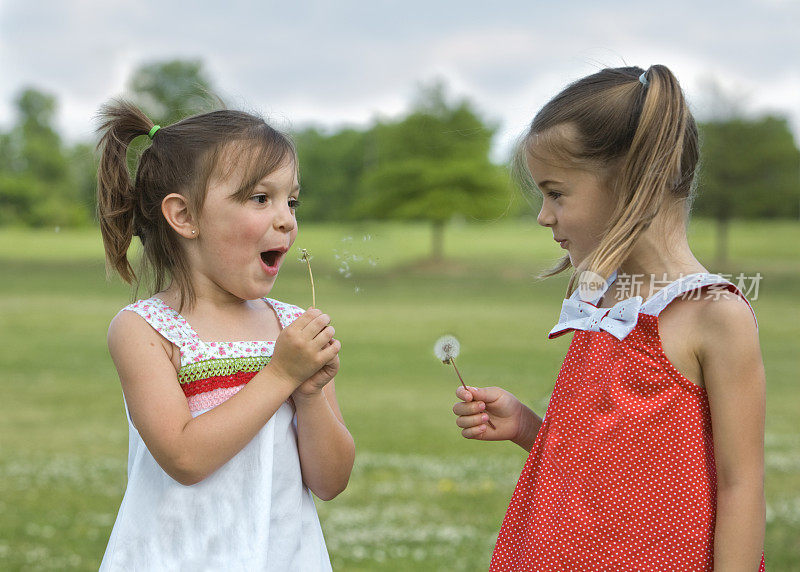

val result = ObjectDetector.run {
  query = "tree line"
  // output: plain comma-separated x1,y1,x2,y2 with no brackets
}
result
1,59,798,259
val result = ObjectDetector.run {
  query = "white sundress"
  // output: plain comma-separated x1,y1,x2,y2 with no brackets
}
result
100,297,332,571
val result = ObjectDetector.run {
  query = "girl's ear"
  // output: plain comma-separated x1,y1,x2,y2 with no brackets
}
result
161,193,197,239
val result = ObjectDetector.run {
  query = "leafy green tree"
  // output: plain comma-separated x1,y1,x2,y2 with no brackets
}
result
127,59,217,126
355,81,511,260
292,127,369,221
0,88,86,226
14,89,65,182
68,143,101,220
696,116,800,262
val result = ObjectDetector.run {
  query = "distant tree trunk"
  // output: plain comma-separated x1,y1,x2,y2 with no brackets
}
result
432,220,445,261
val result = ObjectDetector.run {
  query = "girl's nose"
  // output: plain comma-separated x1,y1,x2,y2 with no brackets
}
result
275,205,296,233
537,204,556,227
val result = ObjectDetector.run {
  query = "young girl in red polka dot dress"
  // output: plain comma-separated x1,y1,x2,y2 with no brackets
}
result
453,65,766,571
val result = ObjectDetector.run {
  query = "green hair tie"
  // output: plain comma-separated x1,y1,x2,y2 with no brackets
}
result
148,125,161,140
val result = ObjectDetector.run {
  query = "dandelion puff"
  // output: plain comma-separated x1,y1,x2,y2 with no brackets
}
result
434,335,460,363
434,335,496,430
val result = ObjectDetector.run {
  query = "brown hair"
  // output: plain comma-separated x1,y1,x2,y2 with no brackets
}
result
517,65,699,294
96,99,296,310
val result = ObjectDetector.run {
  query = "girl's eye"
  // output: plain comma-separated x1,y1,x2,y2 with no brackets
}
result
288,198,301,210
250,194,268,204
548,191,562,200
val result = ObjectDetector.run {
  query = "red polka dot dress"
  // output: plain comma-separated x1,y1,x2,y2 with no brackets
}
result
490,273,765,571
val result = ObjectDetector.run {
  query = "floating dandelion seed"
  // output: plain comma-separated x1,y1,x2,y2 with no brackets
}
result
300,249,316,307
434,335,496,430
330,234,379,295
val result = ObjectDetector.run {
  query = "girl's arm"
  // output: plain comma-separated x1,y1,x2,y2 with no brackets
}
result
697,292,766,570
293,380,355,500
108,308,339,486
453,386,542,451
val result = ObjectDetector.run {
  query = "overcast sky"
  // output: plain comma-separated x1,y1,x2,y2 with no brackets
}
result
1,0,798,159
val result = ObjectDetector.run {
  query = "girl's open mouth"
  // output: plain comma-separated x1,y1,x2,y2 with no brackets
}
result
260,250,283,275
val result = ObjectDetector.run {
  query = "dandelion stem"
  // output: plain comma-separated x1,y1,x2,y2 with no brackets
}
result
449,358,496,430
449,357,468,391
301,249,316,308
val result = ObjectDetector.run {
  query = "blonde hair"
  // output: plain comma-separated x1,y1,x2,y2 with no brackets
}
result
517,65,699,296
96,99,296,310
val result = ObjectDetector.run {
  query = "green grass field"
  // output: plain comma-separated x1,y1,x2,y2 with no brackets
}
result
1,219,798,570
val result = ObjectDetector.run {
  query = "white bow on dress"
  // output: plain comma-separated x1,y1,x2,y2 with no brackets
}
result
548,296,643,340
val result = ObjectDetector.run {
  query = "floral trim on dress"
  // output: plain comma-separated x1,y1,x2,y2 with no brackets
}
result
122,297,305,413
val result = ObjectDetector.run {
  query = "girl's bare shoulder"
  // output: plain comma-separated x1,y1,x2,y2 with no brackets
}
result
658,290,758,387
107,307,177,368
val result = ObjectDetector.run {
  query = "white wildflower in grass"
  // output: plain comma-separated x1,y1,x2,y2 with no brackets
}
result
434,335,496,429
300,248,316,307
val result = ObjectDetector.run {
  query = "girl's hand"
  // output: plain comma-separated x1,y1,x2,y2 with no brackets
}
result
453,386,540,449
294,351,340,398
268,308,340,387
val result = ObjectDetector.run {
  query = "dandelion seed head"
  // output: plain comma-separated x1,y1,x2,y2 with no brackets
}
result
298,248,314,262
434,335,460,363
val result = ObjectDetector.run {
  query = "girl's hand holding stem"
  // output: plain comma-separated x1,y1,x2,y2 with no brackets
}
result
453,386,542,452
268,307,340,389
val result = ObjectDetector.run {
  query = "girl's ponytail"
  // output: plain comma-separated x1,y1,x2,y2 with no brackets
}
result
96,101,155,283
585,65,698,282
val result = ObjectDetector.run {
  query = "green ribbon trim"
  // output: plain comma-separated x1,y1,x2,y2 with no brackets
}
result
178,355,271,385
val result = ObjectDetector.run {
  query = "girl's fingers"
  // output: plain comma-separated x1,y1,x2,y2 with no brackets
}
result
455,386,474,402
456,412,490,429
321,338,341,361
315,325,335,347
469,386,502,404
292,308,322,330
304,313,331,337
452,400,485,416
461,425,488,440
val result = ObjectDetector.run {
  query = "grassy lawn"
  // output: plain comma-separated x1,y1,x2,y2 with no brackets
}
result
0,218,798,570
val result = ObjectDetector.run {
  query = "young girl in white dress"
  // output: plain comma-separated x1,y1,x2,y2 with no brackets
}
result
96,100,354,571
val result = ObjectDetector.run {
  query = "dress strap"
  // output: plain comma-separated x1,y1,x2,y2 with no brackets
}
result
639,273,758,328
122,298,201,349
264,298,305,329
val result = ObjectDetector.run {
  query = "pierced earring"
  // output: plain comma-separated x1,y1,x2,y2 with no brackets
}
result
191,230,196,235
